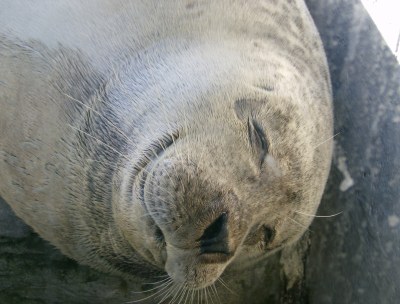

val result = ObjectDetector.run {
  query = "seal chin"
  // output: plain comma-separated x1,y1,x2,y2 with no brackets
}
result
163,242,232,289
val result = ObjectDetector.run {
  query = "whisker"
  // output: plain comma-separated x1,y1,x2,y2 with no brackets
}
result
141,173,177,199
177,283,188,304
85,158,118,168
132,277,172,293
294,210,343,218
156,281,176,303
141,276,171,286
153,274,170,279
287,217,313,232
184,285,192,304
209,285,216,304
67,124,130,162
205,286,211,304
190,287,195,304
170,283,184,304
137,209,168,218
130,278,171,294
197,288,201,304
128,279,173,303
137,212,174,223
313,132,340,149
63,93,135,146
211,284,220,304
217,278,236,295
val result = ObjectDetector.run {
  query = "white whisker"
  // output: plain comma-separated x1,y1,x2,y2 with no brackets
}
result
313,132,340,149
128,278,173,303
294,210,343,218
287,217,313,232
63,93,135,146
211,283,220,304
157,281,176,303
67,124,130,162
217,278,236,295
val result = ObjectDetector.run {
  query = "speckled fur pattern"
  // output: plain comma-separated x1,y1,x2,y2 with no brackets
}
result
0,0,333,292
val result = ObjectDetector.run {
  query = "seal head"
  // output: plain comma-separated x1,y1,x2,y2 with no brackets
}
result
109,42,333,288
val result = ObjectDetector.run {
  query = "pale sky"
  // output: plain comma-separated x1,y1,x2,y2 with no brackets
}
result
361,0,400,62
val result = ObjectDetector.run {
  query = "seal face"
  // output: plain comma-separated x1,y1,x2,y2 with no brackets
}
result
0,0,333,290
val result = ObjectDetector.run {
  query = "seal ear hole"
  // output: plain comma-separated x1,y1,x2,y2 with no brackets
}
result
263,225,275,246
247,119,269,167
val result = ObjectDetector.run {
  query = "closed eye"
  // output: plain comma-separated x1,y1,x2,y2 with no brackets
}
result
247,119,269,167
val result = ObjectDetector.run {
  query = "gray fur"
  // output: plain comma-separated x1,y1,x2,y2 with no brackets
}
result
0,0,332,290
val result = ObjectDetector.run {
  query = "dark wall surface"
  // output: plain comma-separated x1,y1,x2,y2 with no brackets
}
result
305,0,400,303
1,0,399,303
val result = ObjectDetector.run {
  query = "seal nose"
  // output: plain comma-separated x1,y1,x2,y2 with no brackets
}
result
198,212,230,255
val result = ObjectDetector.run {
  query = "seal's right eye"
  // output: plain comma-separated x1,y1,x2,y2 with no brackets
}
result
247,119,269,167
263,225,275,246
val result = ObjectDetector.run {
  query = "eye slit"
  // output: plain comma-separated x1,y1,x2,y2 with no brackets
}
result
247,118,269,167
263,225,275,245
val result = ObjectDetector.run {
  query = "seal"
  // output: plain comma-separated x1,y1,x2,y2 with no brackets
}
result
0,0,333,294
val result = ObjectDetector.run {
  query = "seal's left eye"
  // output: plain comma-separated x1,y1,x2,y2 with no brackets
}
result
248,119,269,167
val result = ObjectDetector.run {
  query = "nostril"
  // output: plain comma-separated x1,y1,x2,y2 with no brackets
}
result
198,212,229,255
200,212,228,241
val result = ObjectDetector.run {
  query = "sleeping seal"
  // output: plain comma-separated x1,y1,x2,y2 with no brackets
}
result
0,0,333,295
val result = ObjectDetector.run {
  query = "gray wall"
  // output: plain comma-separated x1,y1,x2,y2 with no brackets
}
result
306,0,400,303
